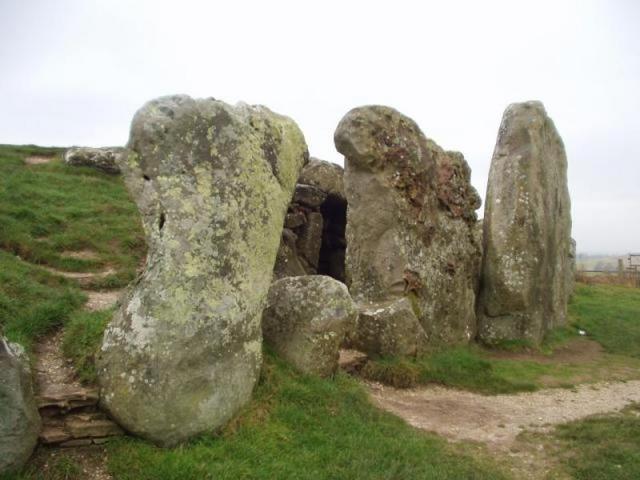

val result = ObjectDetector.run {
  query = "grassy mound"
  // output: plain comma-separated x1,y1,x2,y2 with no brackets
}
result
0,145,144,287
3,143,640,479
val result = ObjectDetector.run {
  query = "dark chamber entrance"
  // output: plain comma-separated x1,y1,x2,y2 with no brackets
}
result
317,194,347,283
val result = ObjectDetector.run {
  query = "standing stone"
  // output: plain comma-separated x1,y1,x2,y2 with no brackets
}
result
477,101,572,345
98,95,307,446
334,106,481,351
0,337,41,474
262,276,357,377
64,147,125,174
568,238,577,298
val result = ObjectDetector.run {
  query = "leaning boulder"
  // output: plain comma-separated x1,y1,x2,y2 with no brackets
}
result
0,337,41,475
334,106,481,350
98,95,307,446
64,147,124,174
477,101,572,345
262,276,357,377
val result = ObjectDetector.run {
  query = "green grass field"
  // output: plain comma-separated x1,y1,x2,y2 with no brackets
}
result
1,144,639,479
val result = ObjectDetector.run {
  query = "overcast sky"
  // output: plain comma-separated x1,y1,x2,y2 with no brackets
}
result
1,0,638,254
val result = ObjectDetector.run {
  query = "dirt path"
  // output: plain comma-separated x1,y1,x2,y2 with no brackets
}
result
41,264,123,312
42,265,117,288
367,380,640,479
32,259,123,479
35,329,82,389
367,380,640,450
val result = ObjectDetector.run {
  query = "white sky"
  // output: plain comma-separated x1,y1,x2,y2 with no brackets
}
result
1,0,638,254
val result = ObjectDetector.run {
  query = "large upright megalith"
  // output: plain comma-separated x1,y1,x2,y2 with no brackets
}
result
477,101,572,345
98,95,307,446
334,106,481,351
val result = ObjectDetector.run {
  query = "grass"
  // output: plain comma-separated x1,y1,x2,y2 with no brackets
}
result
102,352,508,480
0,144,145,286
570,283,640,358
0,250,85,350
62,309,112,383
0,144,144,352
5,353,510,480
361,347,538,393
552,404,640,480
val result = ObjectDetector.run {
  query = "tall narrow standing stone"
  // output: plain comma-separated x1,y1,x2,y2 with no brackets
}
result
477,101,572,345
98,95,307,446
335,106,481,351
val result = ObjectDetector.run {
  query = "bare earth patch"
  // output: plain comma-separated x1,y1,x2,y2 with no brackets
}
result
85,290,122,312
24,155,55,165
42,265,117,288
61,250,101,261
367,380,640,479
35,329,83,389
367,379,640,450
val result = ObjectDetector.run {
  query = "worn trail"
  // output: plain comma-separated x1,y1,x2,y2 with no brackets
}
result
31,258,125,478
367,379,640,450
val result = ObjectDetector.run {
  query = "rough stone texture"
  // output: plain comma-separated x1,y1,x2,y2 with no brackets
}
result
477,101,572,345
274,158,347,282
0,337,41,474
297,211,324,270
568,238,577,299
298,157,346,200
64,147,124,174
473,220,485,293
98,95,307,446
334,105,481,350
273,229,308,278
262,276,357,377
347,298,428,357
293,184,327,208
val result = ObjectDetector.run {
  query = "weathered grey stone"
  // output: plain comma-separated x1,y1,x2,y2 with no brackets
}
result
297,211,324,269
262,276,357,377
64,147,124,174
477,101,572,345
0,337,40,474
347,298,428,357
473,219,484,293
98,95,307,446
284,211,306,229
273,229,308,279
334,105,481,349
298,157,346,200
567,238,577,299
293,184,327,208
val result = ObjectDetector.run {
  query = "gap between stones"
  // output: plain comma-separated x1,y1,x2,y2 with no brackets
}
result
32,259,124,479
